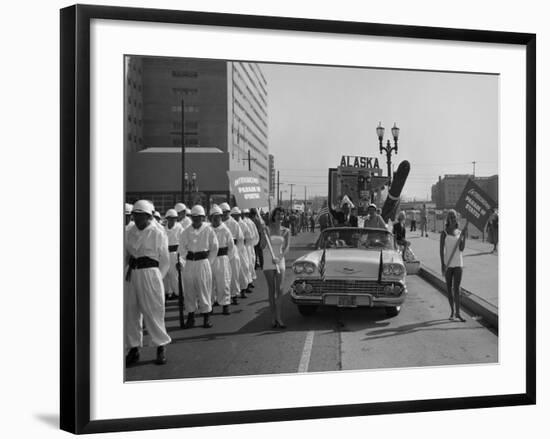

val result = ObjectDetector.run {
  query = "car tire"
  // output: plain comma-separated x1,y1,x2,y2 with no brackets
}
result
385,306,401,317
298,305,318,316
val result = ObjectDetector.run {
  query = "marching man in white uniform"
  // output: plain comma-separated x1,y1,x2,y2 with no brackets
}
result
209,205,234,315
220,203,245,305
125,200,171,366
163,209,184,300
178,205,219,329
242,208,260,290
175,202,192,230
231,206,252,299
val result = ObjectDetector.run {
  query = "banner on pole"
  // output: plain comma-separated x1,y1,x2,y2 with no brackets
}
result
455,179,497,231
227,170,268,209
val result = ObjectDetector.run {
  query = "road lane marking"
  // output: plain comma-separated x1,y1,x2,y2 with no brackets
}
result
298,330,315,373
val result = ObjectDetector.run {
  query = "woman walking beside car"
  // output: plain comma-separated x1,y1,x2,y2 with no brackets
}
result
260,207,290,329
440,209,467,322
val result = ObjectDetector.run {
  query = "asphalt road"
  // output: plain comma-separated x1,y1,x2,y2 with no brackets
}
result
125,232,498,382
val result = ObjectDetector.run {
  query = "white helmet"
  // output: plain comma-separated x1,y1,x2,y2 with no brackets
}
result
219,202,231,212
165,209,178,218
153,210,161,219
242,208,250,214
132,200,154,216
185,208,191,215
174,203,187,213
124,203,133,215
191,205,206,216
209,205,223,216
230,206,241,215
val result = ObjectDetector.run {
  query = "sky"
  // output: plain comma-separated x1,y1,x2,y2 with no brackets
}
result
261,62,499,200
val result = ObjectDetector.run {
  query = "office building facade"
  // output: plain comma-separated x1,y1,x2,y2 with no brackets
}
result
124,56,269,214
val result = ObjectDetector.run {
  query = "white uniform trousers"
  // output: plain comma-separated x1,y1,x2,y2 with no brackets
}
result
229,252,243,296
211,255,232,305
183,259,213,314
163,252,182,295
125,267,171,349
247,244,257,281
236,244,252,287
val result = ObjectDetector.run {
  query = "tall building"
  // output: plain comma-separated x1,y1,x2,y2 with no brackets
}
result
432,174,498,209
124,56,269,213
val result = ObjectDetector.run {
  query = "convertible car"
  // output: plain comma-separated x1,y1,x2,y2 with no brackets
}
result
290,227,408,317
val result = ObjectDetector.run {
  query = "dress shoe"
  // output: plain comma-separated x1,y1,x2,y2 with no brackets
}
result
222,305,230,315
125,347,140,367
203,313,213,328
231,296,239,305
184,312,195,329
155,346,167,365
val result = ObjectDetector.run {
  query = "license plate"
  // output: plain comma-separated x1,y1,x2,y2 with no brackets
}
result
337,295,356,307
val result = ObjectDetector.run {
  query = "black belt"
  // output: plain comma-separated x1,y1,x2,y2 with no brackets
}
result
217,247,228,256
125,256,159,281
168,244,178,252
186,251,209,261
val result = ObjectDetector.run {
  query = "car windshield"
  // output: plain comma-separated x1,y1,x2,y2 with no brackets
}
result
316,228,395,250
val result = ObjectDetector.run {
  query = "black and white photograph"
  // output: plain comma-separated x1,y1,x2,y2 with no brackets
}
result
123,55,499,381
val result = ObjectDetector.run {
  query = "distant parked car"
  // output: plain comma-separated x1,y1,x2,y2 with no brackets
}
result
290,227,407,317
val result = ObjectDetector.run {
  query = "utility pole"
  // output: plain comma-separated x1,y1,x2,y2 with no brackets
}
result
180,98,185,202
304,185,307,206
246,150,252,171
472,161,476,177
277,170,280,206
289,183,295,208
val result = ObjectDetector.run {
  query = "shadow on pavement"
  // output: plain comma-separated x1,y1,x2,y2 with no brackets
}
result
361,318,486,341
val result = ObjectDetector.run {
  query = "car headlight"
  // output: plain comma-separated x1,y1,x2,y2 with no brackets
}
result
382,263,405,277
304,263,315,274
293,264,304,274
293,262,317,274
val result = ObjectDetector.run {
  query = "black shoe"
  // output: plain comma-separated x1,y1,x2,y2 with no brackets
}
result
231,296,239,305
203,313,213,328
240,290,247,299
248,283,255,289
222,305,230,315
184,312,195,329
212,301,219,307
125,347,140,367
155,346,167,365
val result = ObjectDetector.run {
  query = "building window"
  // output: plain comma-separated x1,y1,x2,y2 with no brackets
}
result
171,70,198,78
172,137,200,147
171,105,200,113
172,87,199,96
172,121,199,133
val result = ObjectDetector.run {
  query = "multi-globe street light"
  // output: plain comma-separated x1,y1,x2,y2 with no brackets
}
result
376,121,400,186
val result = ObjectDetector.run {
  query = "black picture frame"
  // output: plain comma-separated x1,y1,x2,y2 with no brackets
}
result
60,4,536,434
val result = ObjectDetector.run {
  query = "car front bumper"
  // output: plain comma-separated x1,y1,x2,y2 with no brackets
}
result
290,282,407,308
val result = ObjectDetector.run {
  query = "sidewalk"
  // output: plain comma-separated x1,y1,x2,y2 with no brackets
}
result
407,230,498,309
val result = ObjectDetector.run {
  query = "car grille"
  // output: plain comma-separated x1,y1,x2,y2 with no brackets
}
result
292,279,403,297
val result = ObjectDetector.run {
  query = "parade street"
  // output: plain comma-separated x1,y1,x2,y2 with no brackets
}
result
125,230,498,382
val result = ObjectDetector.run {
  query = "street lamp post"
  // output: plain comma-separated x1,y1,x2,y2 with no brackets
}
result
376,122,400,186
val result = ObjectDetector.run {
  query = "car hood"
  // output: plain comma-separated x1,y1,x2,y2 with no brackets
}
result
296,248,403,279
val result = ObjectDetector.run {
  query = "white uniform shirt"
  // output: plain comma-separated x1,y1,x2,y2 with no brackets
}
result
243,217,260,246
224,217,244,245
239,218,253,246
125,222,170,278
211,222,235,255
179,222,219,265
165,222,183,247
179,216,192,230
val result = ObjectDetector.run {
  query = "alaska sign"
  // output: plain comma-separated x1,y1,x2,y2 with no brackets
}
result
340,155,381,169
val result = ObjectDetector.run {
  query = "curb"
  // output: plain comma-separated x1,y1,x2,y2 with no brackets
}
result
418,267,499,333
